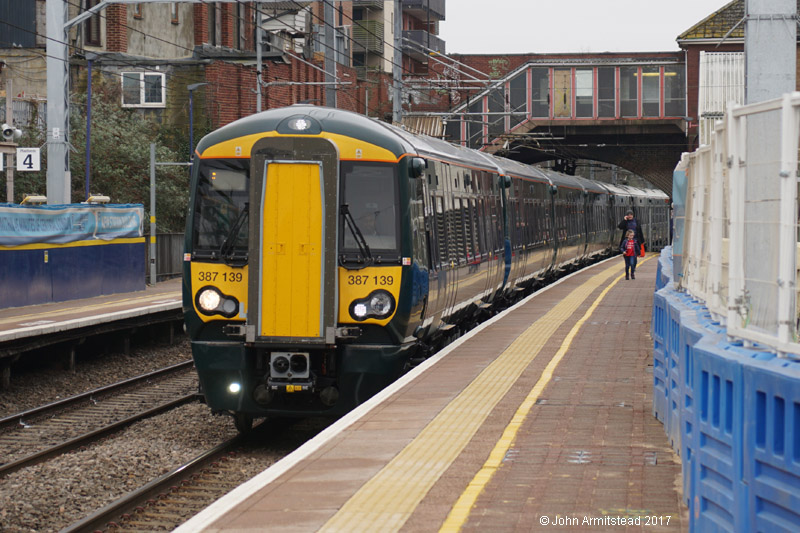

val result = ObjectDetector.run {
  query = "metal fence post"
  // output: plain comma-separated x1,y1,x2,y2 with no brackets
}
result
777,93,800,352
149,143,157,286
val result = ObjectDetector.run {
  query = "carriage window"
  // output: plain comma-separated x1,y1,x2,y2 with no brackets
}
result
340,162,399,252
193,159,250,255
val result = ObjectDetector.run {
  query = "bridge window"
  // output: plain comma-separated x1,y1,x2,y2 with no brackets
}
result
642,66,660,117
509,73,527,128
664,65,685,117
531,68,549,118
620,67,638,117
487,89,505,141
467,100,483,150
445,117,461,144
576,69,593,118
598,67,615,118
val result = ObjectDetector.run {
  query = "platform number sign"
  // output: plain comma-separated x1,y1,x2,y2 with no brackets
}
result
17,148,40,172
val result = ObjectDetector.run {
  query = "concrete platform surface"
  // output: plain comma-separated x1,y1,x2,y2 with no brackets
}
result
176,256,687,532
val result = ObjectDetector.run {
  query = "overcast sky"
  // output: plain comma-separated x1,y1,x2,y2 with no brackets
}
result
438,0,729,54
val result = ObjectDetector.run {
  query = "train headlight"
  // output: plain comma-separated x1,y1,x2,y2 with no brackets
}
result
195,286,239,318
197,288,221,312
349,290,396,321
228,382,241,394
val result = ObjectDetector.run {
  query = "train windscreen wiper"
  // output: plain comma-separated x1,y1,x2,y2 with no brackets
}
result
340,203,373,267
218,203,249,265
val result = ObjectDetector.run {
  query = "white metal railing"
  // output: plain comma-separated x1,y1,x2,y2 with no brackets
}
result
679,92,800,358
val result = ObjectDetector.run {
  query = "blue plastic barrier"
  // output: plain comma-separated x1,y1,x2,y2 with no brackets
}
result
656,246,674,291
690,340,752,532
652,288,669,424
742,355,800,532
678,311,714,507
650,248,800,532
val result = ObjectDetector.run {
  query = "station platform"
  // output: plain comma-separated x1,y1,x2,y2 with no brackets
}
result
0,277,182,343
176,255,688,532
0,278,182,383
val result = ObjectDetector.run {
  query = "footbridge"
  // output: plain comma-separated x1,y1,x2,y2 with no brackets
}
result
437,53,691,193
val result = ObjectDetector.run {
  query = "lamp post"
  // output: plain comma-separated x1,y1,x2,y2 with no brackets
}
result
85,52,97,201
187,83,208,163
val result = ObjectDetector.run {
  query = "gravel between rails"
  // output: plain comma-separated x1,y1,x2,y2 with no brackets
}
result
0,403,253,532
0,337,193,418
0,335,282,533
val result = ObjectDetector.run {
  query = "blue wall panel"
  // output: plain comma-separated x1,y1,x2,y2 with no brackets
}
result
101,243,145,295
0,242,145,309
0,249,51,305
51,247,103,302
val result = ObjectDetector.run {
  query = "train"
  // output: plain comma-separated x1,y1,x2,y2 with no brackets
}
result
182,105,670,432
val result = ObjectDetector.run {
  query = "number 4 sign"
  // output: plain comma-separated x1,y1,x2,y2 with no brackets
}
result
17,148,40,171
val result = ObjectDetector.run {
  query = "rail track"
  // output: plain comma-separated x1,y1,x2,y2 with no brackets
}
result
60,417,331,532
0,360,199,476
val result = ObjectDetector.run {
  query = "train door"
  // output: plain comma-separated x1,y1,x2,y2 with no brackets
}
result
440,163,459,322
248,137,338,344
554,69,572,118
411,166,432,328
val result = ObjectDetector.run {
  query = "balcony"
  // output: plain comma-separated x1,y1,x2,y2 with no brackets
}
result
403,0,445,21
402,29,445,61
353,19,385,54
353,0,384,8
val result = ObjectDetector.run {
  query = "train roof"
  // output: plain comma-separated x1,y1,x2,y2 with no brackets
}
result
196,105,418,158
198,106,662,198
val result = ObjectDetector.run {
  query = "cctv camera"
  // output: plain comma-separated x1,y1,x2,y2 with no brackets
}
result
1,123,21,141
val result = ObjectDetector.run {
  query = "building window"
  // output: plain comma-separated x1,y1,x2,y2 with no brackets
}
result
642,66,660,117
171,3,179,24
530,68,549,118
575,68,593,118
597,67,615,118
121,72,166,108
133,4,143,19
620,66,638,118
664,65,685,117
208,2,221,46
234,3,246,49
85,0,101,46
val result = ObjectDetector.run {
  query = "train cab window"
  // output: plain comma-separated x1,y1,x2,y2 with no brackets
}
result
192,159,249,261
340,161,399,254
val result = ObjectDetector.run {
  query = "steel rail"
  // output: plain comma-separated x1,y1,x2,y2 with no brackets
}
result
0,393,200,477
0,359,194,431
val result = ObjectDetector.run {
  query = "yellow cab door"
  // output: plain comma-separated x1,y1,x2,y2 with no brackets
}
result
258,161,323,338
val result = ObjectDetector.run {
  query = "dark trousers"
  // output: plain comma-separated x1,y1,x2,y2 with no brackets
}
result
624,255,637,276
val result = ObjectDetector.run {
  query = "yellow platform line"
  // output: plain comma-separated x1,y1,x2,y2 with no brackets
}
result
441,255,652,532
0,291,181,326
319,260,627,533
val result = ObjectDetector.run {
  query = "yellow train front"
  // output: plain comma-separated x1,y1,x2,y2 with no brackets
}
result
183,106,427,430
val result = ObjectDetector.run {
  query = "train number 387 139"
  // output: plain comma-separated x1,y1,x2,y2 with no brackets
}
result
347,275,394,286
197,271,244,283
